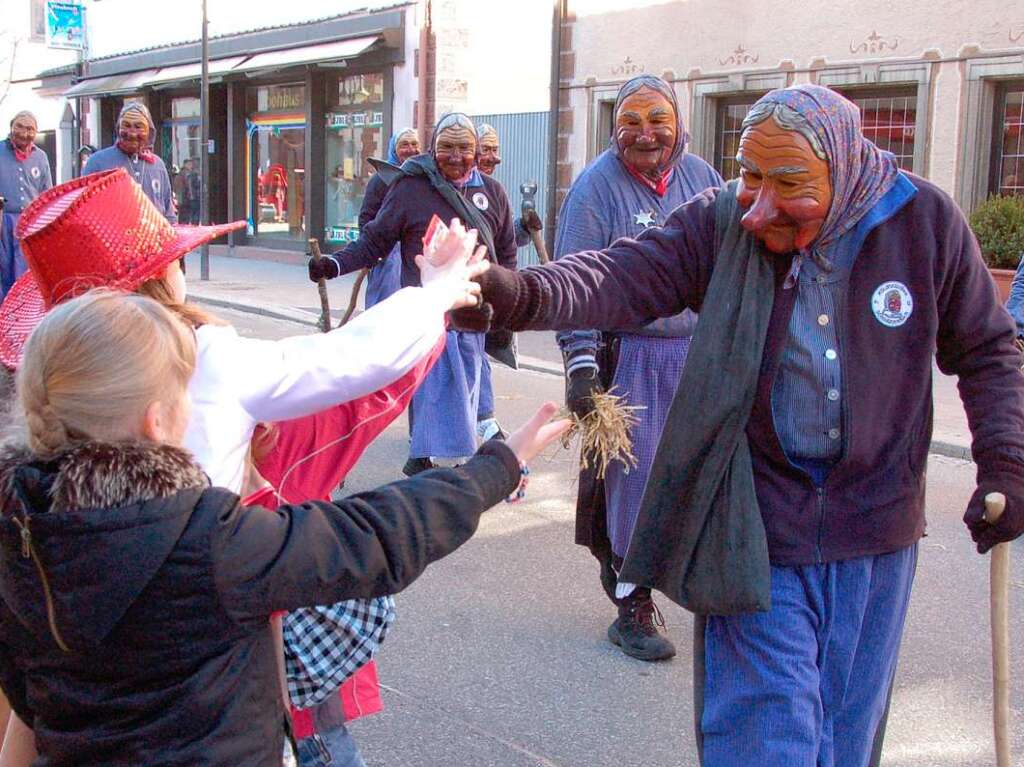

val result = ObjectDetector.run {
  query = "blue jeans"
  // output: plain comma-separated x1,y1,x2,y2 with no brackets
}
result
698,545,918,767
295,722,366,767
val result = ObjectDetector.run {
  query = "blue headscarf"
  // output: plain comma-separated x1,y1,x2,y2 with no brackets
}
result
745,85,899,259
387,128,417,165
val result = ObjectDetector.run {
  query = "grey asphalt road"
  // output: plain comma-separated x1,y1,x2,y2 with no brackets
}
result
225,307,1024,767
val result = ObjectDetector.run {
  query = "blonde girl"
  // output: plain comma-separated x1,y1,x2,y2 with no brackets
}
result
0,290,567,766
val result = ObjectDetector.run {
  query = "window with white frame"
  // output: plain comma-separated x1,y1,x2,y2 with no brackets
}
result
837,86,918,171
991,82,1024,197
712,95,763,180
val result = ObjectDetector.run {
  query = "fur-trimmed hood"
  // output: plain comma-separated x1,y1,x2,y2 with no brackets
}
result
0,440,209,652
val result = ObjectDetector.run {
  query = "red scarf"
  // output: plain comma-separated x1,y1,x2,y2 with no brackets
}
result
117,140,157,164
625,163,674,197
10,141,34,163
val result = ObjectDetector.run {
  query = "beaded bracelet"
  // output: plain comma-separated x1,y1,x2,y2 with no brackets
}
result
505,462,530,504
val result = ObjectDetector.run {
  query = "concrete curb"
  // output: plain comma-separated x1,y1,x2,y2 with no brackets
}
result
191,293,320,327
190,292,975,463
928,440,973,462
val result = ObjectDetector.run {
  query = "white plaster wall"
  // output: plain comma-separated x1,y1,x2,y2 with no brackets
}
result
431,0,552,117
564,0,1024,197
0,0,79,132
391,3,420,134
569,0,1020,82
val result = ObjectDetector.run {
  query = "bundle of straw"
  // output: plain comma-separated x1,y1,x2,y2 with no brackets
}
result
561,387,644,479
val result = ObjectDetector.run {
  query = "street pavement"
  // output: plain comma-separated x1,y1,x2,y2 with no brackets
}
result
220,303,1023,767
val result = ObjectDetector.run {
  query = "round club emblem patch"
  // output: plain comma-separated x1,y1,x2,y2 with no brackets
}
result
30,166,41,179
151,178,162,195
871,281,913,327
472,192,489,211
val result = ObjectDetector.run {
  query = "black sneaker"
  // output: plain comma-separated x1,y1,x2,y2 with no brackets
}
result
607,589,676,661
402,457,435,477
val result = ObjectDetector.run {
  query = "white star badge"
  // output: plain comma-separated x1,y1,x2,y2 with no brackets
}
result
634,210,656,228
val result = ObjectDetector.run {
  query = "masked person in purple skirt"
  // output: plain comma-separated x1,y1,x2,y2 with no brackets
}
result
555,75,722,662
457,84,1024,766
309,113,517,476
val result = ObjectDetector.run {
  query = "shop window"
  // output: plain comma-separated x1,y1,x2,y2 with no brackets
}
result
713,96,761,180
991,82,1024,197
162,97,203,224
324,73,386,244
246,84,307,241
838,87,918,171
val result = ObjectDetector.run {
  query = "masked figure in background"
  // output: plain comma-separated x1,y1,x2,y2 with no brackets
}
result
554,75,722,661
472,123,541,442
0,111,53,224
359,128,421,308
85,102,176,224
309,113,517,476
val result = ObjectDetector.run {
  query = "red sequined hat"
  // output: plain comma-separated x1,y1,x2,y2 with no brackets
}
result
0,169,245,369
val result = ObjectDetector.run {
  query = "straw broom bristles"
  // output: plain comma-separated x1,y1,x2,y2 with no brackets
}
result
560,387,644,479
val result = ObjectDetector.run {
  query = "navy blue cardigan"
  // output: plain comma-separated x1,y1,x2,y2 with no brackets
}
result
489,175,1024,565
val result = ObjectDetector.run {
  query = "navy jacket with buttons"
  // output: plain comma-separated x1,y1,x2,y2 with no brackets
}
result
498,173,1024,565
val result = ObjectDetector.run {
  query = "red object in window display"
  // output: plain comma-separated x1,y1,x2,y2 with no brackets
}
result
258,164,288,220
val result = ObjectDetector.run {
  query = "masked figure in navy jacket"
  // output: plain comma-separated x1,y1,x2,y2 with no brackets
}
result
459,84,1024,766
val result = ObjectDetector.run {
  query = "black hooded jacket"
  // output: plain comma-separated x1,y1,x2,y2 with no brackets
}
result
0,438,518,766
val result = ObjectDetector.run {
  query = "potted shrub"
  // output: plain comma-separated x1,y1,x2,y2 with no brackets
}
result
970,194,1024,302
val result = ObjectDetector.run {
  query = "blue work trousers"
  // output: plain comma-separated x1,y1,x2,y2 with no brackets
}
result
697,544,918,767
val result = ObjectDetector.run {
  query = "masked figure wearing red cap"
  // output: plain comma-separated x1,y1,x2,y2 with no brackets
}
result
83,102,176,224
0,169,490,766
0,111,53,224
457,84,1024,764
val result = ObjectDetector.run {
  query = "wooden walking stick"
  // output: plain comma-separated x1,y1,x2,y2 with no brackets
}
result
983,492,1012,767
340,268,368,327
307,238,332,334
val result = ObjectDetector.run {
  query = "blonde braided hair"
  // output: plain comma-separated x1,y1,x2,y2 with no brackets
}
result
15,290,196,456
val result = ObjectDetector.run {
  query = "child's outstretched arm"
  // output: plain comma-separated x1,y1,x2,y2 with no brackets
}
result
213,404,569,624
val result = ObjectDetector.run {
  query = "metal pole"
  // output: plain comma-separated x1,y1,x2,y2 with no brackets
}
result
199,0,210,280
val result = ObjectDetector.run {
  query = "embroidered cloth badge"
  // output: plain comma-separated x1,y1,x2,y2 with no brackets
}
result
871,281,913,327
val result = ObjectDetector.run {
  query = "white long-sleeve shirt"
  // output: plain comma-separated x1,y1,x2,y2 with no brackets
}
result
184,285,449,491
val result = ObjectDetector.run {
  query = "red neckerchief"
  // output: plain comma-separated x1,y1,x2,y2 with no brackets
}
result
117,140,157,164
9,140,34,163
624,163,674,197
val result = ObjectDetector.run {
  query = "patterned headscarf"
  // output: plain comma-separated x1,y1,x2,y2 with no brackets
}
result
387,128,418,165
611,75,689,168
744,85,899,261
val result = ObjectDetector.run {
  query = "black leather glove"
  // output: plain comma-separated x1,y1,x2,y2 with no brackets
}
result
308,255,340,282
566,367,604,420
963,471,1024,553
521,208,543,233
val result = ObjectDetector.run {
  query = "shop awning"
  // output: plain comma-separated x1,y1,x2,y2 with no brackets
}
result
64,69,161,98
232,36,380,74
143,56,248,88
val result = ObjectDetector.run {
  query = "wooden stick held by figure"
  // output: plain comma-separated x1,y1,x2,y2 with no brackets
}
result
307,238,332,333
983,491,1012,767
